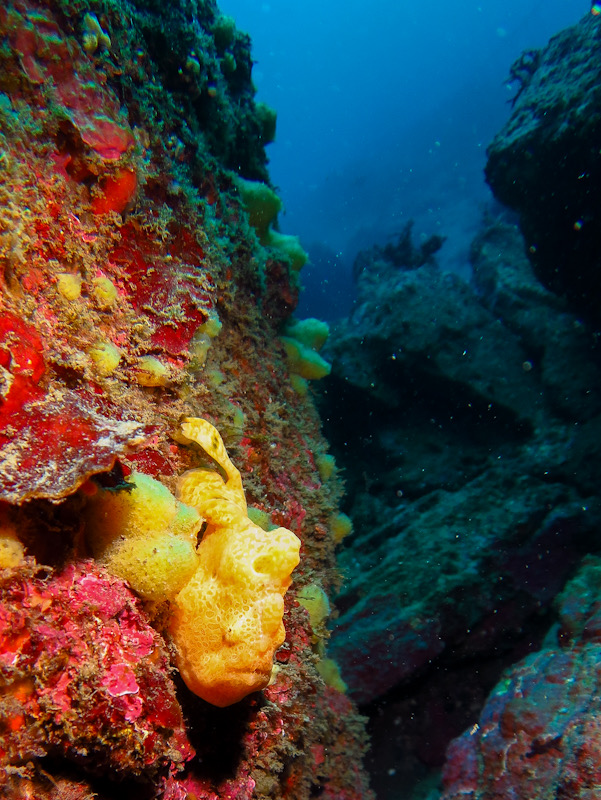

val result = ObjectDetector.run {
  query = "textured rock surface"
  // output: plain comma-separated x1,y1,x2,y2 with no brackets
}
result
319,218,601,796
0,561,193,781
0,1,372,798
441,556,601,800
485,11,601,320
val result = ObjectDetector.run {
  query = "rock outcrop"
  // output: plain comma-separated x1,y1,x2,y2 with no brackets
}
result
319,217,601,796
486,12,601,321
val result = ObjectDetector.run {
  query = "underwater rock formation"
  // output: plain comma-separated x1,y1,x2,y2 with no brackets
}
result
0,1,371,798
319,217,601,795
0,561,193,779
441,556,601,800
486,10,601,321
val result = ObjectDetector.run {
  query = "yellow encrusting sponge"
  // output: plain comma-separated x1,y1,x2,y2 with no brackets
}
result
0,508,25,568
85,472,202,603
280,317,332,383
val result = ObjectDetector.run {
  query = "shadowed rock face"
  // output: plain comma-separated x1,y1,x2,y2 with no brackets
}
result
323,218,601,702
485,12,601,321
318,217,601,794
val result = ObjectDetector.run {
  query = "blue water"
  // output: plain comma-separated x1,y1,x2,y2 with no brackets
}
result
218,0,587,321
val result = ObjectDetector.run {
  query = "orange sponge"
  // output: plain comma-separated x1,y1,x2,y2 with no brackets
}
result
92,168,137,215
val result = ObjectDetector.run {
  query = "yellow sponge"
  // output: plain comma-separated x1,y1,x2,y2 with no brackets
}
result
331,512,353,544
234,177,282,243
317,657,348,692
281,317,331,382
85,472,201,602
280,336,331,380
265,229,308,272
0,509,25,568
284,318,330,351
297,583,331,633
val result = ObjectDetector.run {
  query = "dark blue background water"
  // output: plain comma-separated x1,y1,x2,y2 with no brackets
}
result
218,0,587,321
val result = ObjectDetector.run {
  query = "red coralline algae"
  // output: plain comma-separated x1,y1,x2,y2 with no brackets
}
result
109,224,213,355
162,766,256,800
0,386,148,504
4,0,134,160
0,311,46,414
0,560,192,786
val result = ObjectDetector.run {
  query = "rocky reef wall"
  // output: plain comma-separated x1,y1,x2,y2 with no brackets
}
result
0,1,372,798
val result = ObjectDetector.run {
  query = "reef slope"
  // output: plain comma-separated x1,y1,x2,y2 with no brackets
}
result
0,1,372,799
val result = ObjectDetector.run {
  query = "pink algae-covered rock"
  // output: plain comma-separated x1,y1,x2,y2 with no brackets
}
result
2,0,134,160
440,556,601,800
0,0,375,797
0,560,193,785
